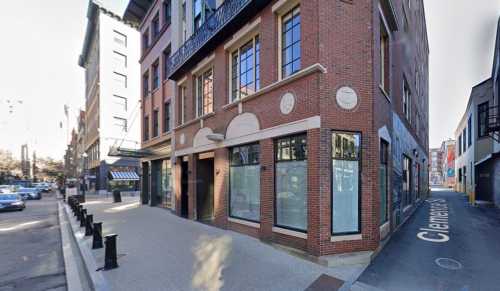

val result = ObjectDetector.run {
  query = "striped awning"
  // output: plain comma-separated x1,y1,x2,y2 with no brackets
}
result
108,171,140,181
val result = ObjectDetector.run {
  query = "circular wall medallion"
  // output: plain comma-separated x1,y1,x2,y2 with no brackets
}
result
179,133,186,145
336,86,358,110
280,92,296,115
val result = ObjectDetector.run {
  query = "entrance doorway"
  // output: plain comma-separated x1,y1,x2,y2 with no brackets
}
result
180,159,189,218
196,155,214,222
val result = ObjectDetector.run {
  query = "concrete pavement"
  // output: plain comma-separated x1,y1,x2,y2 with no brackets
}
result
0,193,66,291
355,189,500,291
69,196,366,291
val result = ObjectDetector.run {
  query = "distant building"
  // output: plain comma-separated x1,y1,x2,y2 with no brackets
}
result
21,144,30,179
440,139,455,188
454,17,500,205
78,0,142,194
429,148,443,186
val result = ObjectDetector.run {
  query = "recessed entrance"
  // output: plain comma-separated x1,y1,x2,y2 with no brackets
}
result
196,153,214,222
180,159,189,218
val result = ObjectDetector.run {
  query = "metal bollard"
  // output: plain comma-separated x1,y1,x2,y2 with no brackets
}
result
76,205,82,219
104,234,119,270
80,209,87,227
92,222,103,249
85,214,93,236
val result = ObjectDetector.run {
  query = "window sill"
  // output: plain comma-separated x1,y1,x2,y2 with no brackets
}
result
379,85,391,102
228,217,260,228
330,233,362,242
174,112,215,131
223,63,327,111
272,226,307,239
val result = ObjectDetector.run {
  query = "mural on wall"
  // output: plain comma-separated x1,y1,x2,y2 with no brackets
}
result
391,113,428,226
447,146,455,177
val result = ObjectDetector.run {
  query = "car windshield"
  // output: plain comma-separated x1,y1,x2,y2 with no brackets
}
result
0,194,19,200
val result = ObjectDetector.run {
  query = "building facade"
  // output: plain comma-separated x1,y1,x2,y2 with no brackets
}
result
124,0,429,257
454,18,500,205
79,1,142,194
440,139,456,188
429,148,443,186
124,0,174,208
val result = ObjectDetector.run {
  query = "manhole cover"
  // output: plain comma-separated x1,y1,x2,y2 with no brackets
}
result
435,258,463,270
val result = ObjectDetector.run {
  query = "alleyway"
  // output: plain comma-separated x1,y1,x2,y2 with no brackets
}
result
356,189,500,291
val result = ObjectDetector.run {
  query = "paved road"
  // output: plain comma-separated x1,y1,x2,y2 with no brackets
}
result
357,189,500,291
0,193,66,291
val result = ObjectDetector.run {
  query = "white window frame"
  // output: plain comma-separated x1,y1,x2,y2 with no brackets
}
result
195,67,214,118
403,77,411,124
275,0,301,81
229,35,260,103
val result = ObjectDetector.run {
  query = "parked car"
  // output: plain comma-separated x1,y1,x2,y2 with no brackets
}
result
16,187,42,200
34,183,50,193
0,193,25,211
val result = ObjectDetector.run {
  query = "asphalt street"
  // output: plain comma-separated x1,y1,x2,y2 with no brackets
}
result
357,189,500,291
0,193,66,291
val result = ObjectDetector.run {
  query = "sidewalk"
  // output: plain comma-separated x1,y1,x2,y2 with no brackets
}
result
67,196,367,291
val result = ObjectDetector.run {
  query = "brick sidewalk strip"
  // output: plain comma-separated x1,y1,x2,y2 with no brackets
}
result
65,196,367,291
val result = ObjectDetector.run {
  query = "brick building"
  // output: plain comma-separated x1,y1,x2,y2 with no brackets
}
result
429,148,443,186
124,0,429,257
440,139,456,188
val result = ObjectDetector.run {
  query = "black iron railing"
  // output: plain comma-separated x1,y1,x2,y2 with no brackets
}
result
487,105,500,132
166,0,252,79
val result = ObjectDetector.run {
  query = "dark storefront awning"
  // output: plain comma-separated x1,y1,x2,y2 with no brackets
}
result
108,171,140,181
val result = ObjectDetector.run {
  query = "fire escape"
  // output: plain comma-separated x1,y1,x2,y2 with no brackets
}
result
487,105,500,142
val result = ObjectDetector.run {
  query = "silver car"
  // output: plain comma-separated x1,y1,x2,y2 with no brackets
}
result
0,193,25,211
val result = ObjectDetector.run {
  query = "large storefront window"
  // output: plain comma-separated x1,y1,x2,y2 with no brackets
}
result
229,144,260,222
275,134,307,232
332,132,361,235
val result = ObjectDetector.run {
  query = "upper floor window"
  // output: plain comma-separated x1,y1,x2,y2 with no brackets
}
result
163,0,171,26
467,116,472,146
478,101,489,138
196,68,213,117
193,0,215,32
113,72,127,88
179,85,186,124
143,72,149,97
152,13,160,40
112,51,127,69
113,30,127,47
142,31,150,51
113,95,127,112
462,128,466,152
163,47,171,80
380,17,390,94
163,102,171,133
143,116,149,141
458,134,462,155
403,78,411,123
230,36,260,102
152,61,160,90
281,6,301,79
113,117,127,133
153,109,159,137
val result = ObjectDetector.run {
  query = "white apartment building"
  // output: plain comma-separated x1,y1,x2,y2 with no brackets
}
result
79,0,141,194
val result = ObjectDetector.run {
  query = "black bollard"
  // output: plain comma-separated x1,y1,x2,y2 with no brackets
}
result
76,205,82,219
85,214,93,236
92,222,103,249
80,209,87,227
104,234,119,270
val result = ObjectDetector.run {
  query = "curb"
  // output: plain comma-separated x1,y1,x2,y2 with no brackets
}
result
58,201,111,291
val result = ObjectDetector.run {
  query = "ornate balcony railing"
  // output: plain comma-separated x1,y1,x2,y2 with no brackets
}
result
166,0,254,80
